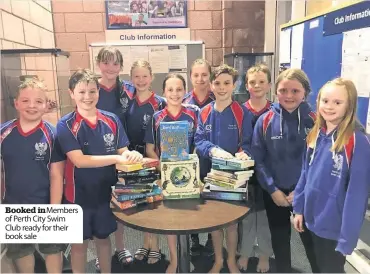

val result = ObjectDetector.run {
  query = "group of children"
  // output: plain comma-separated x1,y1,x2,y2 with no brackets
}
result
1,45,369,274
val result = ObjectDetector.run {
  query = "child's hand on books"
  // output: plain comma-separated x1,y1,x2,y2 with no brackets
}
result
271,190,290,207
235,151,250,160
211,147,233,159
121,150,143,163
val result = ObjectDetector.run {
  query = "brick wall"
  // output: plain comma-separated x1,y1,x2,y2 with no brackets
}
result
52,0,106,72
188,0,265,67
0,0,68,125
0,0,54,50
53,0,265,69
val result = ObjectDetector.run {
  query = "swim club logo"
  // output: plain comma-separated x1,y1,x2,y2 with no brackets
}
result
103,133,115,152
35,142,47,160
331,153,343,178
205,124,212,133
188,121,194,132
142,114,151,129
120,97,129,113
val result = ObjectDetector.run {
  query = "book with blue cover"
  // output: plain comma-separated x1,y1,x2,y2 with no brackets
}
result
160,121,189,161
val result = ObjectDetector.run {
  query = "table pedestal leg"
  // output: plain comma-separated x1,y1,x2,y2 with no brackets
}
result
177,234,190,273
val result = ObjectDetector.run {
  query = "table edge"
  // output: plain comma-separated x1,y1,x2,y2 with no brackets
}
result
113,207,250,235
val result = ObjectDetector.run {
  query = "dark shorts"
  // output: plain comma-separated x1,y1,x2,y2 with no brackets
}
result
6,244,63,260
82,203,117,240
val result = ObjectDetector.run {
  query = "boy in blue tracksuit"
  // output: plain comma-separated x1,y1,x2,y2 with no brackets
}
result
293,78,370,273
195,64,254,273
252,68,319,272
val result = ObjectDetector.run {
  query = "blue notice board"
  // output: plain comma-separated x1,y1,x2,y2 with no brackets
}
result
280,1,370,130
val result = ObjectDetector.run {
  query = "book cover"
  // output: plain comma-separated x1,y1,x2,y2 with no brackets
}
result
116,158,159,172
160,121,189,161
160,154,201,199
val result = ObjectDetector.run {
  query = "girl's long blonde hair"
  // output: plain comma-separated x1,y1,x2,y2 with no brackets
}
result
306,78,359,152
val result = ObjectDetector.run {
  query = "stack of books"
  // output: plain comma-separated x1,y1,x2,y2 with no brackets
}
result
202,157,255,201
112,159,163,210
160,121,201,199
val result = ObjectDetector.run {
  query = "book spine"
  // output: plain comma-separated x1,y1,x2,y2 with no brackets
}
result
201,191,246,201
211,158,227,166
116,188,162,201
115,183,154,189
142,161,160,169
207,174,239,184
114,189,151,194
124,175,159,185
111,196,138,210
118,170,157,178
226,160,244,169
204,178,234,189
208,185,247,193
212,164,245,171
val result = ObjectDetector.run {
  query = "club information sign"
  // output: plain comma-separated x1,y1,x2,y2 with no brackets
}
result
0,204,83,243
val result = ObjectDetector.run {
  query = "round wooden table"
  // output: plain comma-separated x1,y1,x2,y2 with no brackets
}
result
112,199,250,273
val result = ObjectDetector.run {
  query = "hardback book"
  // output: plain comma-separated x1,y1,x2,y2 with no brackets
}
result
160,154,201,199
160,121,189,161
212,157,255,169
116,158,159,172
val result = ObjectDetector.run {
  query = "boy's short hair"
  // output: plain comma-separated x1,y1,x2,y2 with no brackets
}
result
246,63,271,83
69,69,99,92
211,64,238,83
17,77,47,98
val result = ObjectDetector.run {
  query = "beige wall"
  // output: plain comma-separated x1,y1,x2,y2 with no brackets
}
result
0,0,62,125
0,0,54,49
306,0,362,16
52,0,107,72
52,0,265,69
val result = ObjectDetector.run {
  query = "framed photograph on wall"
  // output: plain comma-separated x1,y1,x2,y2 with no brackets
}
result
105,0,187,29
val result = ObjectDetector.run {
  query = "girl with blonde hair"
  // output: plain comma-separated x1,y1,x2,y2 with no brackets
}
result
293,78,370,273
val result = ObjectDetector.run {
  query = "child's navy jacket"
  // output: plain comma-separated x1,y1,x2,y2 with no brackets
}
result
252,102,316,194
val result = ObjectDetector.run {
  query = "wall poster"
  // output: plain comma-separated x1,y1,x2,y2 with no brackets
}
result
106,0,187,29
